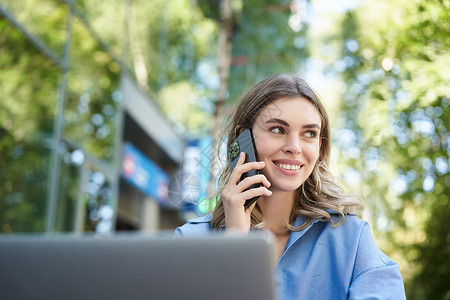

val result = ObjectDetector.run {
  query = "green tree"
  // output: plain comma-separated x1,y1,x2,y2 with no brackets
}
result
324,0,450,298
228,0,310,99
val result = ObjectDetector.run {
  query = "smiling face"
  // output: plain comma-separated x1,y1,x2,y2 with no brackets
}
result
251,97,322,192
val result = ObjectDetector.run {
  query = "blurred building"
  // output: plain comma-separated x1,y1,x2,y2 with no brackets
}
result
0,1,188,233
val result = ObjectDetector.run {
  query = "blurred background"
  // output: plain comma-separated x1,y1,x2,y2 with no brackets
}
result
0,0,448,298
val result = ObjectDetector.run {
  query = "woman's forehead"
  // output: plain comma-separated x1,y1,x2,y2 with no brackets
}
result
254,97,322,126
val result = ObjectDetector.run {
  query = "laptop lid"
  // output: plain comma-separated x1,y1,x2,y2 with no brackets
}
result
0,234,275,300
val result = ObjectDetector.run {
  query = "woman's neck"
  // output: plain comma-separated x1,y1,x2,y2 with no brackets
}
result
257,190,295,234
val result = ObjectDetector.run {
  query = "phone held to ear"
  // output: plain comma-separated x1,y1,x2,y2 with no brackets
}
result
228,128,262,209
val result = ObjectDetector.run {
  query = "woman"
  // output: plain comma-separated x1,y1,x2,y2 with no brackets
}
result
175,74,406,299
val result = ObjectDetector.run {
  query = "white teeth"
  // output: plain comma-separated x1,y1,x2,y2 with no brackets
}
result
276,163,301,170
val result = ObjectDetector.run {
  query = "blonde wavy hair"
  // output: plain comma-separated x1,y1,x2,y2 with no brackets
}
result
208,74,362,231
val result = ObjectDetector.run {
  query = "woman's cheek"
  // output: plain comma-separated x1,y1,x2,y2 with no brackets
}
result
304,142,320,159
254,137,272,158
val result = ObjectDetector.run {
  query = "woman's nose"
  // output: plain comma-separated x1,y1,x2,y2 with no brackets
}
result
282,135,301,154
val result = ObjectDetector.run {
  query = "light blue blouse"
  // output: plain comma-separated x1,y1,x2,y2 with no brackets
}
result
175,212,406,299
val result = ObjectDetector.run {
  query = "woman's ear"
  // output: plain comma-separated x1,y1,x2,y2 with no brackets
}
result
234,125,245,137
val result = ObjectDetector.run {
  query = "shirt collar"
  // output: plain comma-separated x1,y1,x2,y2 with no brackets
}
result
285,216,321,251
187,215,212,224
277,210,345,266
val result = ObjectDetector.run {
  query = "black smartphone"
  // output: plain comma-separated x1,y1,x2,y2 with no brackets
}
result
228,128,262,209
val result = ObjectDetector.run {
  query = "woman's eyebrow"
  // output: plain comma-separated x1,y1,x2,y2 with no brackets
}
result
303,124,321,130
265,118,321,130
265,118,289,126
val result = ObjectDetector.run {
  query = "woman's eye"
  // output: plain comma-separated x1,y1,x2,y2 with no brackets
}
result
270,126,284,134
305,131,318,138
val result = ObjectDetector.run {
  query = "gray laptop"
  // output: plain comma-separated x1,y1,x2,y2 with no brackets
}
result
0,233,275,300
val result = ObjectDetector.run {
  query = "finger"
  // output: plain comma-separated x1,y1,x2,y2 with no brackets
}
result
238,174,271,190
229,152,247,184
234,160,265,175
241,186,272,200
236,151,246,166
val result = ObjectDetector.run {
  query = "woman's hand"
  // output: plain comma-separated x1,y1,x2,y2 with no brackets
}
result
221,152,272,234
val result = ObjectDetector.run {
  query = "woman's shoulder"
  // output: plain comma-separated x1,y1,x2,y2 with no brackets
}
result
326,212,396,266
174,215,212,237
335,212,367,228
329,212,370,236
313,211,371,243
322,210,367,230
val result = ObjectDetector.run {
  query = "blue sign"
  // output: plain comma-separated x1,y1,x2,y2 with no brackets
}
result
122,142,169,204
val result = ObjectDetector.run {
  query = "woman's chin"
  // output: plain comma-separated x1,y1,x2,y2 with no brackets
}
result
270,184,301,193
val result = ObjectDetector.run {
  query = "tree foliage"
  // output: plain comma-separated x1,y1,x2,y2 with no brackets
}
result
228,0,310,100
0,16,60,232
75,0,218,138
327,0,449,298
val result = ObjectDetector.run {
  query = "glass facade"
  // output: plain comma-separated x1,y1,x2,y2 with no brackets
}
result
82,166,114,233
0,16,60,233
1,0,187,234
0,1,125,233
65,17,121,165
74,0,125,58
54,144,82,232
0,0,68,58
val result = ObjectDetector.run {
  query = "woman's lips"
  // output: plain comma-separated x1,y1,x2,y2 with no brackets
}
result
272,160,304,175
